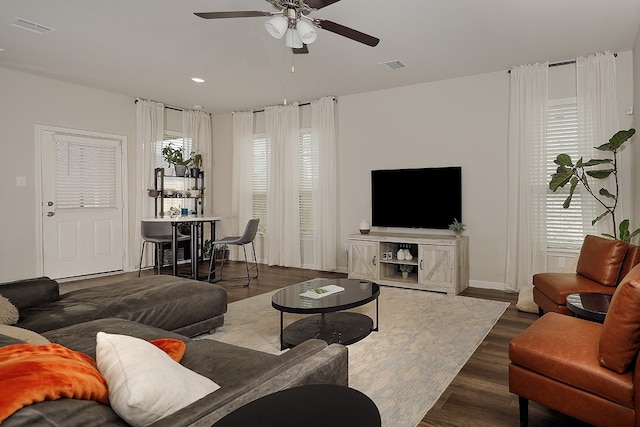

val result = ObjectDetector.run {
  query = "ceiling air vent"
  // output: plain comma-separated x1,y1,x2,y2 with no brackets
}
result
11,18,55,35
378,60,407,71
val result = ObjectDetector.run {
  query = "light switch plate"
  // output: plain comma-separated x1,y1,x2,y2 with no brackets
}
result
16,176,27,187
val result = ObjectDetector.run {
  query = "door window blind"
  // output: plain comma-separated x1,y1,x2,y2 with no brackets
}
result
55,140,117,209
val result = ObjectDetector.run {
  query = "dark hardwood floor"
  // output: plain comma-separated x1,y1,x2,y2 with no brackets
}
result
62,262,590,427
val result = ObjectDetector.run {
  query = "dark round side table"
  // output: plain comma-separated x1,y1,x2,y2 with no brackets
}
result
213,384,381,427
566,292,613,323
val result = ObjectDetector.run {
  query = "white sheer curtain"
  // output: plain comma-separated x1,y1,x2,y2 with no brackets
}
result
135,99,164,268
182,109,212,215
576,52,619,237
231,111,255,235
506,63,549,312
311,96,338,270
182,109,212,172
265,103,301,267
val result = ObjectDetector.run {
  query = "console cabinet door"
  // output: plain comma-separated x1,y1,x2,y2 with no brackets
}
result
348,240,378,280
418,244,455,293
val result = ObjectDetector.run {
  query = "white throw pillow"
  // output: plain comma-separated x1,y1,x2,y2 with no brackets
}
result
95,332,220,427
0,295,19,325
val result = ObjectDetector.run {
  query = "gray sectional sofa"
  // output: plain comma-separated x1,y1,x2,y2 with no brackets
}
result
0,276,349,426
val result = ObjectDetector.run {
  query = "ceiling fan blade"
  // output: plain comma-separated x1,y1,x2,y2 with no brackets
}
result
304,0,341,9
292,44,309,54
194,11,273,19
314,19,380,47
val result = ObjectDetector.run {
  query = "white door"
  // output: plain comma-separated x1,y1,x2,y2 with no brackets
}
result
40,130,125,279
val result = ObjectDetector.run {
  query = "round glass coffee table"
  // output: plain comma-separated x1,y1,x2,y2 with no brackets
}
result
566,292,613,323
272,278,380,350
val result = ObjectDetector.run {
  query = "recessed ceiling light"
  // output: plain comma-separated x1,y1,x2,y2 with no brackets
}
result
191,77,205,83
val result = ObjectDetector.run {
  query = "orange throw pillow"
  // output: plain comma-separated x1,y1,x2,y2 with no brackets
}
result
150,338,187,362
0,343,109,423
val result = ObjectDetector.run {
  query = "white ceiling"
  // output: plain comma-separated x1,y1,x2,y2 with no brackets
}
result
1,0,639,115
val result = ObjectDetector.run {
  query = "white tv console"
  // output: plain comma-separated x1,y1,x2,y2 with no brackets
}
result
347,232,469,295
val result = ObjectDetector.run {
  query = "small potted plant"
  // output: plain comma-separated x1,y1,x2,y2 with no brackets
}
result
399,264,414,279
189,151,203,178
448,218,465,237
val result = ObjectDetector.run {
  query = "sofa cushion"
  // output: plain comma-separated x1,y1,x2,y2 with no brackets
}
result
0,343,109,423
96,332,220,427
0,295,18,325
576,235,628,286
16,275,227,336
599,265,640,373
533,273,616,305
509,312,633,408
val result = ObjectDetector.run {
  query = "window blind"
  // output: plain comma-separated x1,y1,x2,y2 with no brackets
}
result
252,136,268,232
546,99,584,250
251,131,314,234
55,140,117,209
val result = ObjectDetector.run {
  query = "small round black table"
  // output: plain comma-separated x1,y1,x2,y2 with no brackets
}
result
566,292,613,323
213,384,381,427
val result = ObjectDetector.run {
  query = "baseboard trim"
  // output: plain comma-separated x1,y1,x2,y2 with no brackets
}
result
469,280,506,291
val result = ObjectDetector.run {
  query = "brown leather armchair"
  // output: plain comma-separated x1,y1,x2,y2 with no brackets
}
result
533,235,640,315
510,264,640,426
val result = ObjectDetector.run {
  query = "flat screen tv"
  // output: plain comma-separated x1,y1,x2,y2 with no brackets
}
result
371,167,462,229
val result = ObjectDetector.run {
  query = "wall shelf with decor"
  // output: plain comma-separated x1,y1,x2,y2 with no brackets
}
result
348,232,469,295
152,168,205,217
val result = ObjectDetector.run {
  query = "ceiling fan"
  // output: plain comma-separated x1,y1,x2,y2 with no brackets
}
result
194,0,380,54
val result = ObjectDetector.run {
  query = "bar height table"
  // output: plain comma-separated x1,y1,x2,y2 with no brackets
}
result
141,215,221,279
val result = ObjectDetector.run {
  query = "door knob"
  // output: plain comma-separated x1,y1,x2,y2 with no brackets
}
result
47,201,54,206
47,212,55,217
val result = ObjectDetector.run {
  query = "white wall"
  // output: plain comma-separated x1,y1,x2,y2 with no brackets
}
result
634,25,640,237
0,67,137,282
0,48,636,285
337,52,634,289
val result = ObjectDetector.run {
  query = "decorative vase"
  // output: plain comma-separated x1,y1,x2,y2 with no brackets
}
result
397,249,405,261
404,249,413,261
359,219,371,234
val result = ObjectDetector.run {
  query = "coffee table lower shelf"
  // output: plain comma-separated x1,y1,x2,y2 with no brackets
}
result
281,312,375,349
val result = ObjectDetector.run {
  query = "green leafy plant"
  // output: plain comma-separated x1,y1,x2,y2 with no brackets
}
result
549,128,638,242
162,144,189,166
399,264,414,273
189,151,203,169
448,218,465,234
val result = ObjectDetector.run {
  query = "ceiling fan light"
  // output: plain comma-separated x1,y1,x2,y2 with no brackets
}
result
265,16,288,39
296,20,317,44
284,28,303,49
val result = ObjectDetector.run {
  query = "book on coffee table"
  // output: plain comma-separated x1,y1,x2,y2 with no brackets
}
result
300,284,345,299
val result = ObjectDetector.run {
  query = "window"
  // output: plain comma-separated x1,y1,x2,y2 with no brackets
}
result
156,131,192,168
251,130,314,235
546,98,584,251
252,135,268,232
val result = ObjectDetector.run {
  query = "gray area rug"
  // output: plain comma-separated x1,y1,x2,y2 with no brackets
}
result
200,283,509,427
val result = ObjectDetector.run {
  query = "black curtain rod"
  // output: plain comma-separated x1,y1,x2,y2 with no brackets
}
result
252,96,337,114
134,99,211,115
508,53,617,73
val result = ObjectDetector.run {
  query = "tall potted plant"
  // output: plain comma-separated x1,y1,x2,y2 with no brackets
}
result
549,128,638,242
